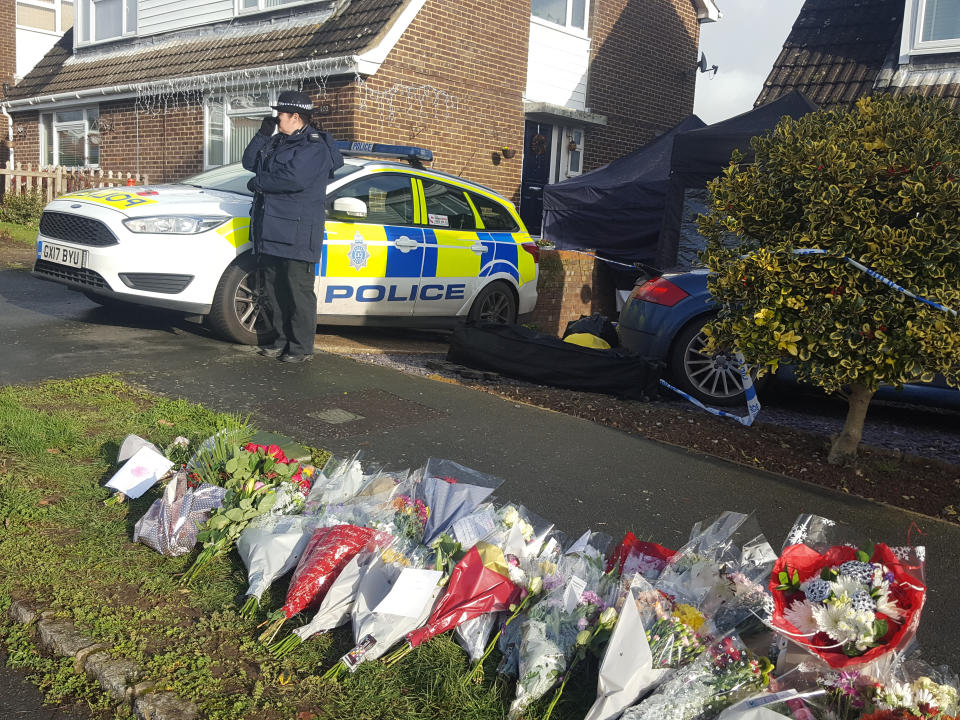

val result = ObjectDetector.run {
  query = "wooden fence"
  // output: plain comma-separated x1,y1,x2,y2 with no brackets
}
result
0,164,150,201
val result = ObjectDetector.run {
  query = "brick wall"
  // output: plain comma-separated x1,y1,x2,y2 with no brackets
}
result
9,111,39,169
529,249,616,335
584,0,700,169
0,0,15,166
347,0,529,202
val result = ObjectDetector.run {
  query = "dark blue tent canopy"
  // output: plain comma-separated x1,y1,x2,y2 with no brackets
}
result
542,115,705,266
540,91,817,271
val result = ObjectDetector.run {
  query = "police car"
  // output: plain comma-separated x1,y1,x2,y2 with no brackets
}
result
32,142,540,344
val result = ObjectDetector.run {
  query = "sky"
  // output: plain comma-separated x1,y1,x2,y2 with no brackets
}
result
693,0,806,124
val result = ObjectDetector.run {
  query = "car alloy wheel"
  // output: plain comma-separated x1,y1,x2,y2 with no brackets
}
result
234,271,264,334
681,329,748,401
469,281,517,324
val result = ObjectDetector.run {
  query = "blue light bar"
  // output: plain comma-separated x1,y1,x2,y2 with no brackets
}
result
335,141,433,163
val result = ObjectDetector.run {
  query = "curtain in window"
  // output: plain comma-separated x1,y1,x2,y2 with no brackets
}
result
229,116,260,164
57,126,86,167
923,0,960,41
532,0,566,25
94,0,121,40
207,101,225,167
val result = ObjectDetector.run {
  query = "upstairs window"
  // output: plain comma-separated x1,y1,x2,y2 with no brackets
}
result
532,0,587,31
16,0,74,33
902,0,960,57
76,0,135,44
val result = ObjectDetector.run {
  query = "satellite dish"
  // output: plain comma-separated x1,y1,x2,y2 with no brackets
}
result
697,52,719,76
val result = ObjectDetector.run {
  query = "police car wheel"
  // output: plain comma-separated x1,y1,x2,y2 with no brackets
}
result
468,281,517,325
208,256,278,345
668,316,749,407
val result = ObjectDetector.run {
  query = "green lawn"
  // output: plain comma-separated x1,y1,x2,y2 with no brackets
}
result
0,375,596,720
0,220,38,245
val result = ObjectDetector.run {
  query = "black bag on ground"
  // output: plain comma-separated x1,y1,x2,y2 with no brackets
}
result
563,313,620,348
447,322,661,400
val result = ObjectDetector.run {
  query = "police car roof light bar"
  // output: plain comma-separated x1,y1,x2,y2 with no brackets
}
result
335,141,433,167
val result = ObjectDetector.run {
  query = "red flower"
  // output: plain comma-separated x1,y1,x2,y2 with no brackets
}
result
769,543,925,669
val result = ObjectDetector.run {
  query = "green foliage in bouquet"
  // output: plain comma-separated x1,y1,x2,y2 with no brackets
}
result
698,94,960,464
187,414,254,486
180,443,298,584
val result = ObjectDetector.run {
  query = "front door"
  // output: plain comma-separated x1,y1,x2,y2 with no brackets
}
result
519,120,552,236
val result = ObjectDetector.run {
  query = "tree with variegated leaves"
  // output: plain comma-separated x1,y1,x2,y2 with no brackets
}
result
698,94,960,464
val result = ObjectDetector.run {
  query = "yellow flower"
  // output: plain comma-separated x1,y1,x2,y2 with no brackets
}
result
672,604,706,631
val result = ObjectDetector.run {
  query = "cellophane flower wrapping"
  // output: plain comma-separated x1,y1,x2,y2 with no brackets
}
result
405,540,521,649
770,514,926,670
584,575,699,720
343,543,440,670
607,532,676,613
293,547,381,642
507,541,619,719
455,504,556,661
413,458,504,545
497,529,605,678
621,634,770,720
302,451,367,513
236,514,323,602
133,469,225,556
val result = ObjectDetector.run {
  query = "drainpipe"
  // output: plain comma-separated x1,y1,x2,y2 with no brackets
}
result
1,104,12,170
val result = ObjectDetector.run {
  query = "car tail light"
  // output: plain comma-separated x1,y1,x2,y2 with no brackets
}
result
630,276,690,307
521,242,540,263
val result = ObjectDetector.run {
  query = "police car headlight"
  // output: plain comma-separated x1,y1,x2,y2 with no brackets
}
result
122,216,229,234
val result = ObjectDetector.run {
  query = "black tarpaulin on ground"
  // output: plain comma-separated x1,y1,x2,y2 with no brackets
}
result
447,323,661,400
543,115,706,267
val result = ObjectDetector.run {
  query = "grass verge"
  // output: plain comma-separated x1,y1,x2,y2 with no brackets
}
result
0,220,38,245
0,375,596,720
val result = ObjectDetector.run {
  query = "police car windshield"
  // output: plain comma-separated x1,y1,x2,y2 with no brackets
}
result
178,162,361,196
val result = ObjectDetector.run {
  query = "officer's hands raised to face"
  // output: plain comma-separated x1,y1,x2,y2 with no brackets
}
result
259,116,278,136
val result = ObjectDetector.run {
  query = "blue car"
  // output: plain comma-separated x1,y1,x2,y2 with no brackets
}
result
617,269,958,409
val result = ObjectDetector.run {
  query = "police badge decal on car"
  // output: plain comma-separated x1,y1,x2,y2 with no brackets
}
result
348,231,370,271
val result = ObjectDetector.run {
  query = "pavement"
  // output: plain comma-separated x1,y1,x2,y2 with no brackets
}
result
1,266,958,712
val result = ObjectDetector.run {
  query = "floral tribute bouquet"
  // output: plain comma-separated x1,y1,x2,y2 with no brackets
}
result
235,514,323,618
179,443,314,584
769,514,926,669
507,535,619,720
607,531,676,587
413,458,504,545
256,481,401,644
455,504,557,663
620,634,774,720
133,467,226,557
302,450,367,514
384,533,522,666
267,476,423,655
322,541,442,678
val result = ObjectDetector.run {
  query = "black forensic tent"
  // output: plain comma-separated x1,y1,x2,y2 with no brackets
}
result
542,114,706,267
539,90,817,273
656,90,818,267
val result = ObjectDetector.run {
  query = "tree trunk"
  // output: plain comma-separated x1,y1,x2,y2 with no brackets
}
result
828,382,875,465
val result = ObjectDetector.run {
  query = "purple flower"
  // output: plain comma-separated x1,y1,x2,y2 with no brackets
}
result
577,617,589,630
580,591,604,608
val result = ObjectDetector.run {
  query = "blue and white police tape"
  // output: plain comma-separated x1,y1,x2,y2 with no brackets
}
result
661,352,762,427
662,249,958,424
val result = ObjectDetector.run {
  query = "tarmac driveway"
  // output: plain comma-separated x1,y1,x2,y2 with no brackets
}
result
2,267,958,669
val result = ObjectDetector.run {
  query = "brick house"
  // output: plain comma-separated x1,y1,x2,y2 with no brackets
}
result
0,0,719,225
757,0,960,110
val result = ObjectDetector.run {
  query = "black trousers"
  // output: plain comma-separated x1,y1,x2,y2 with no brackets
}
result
259,254,317,356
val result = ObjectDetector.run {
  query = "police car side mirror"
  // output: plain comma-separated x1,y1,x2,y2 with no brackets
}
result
331,197,367,219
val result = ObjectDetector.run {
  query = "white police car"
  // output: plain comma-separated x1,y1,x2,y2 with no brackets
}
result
32,143,540,344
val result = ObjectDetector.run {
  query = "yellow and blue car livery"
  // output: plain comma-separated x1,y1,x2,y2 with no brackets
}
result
30,142,540,344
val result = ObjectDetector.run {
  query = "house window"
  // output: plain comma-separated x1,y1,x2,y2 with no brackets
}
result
39,108,100,167
903,0,960,57
76,0,135,44
205,92,275,169
16,0,73,33
238,0,304,13
532,0,587,31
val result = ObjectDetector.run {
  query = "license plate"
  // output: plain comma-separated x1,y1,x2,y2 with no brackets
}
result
39,241,85,269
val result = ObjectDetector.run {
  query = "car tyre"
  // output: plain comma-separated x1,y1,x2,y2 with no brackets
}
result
468,281,517,324
669,316,754,407
208,254,278,345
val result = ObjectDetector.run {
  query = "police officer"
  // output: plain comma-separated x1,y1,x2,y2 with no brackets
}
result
242,90,344,362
